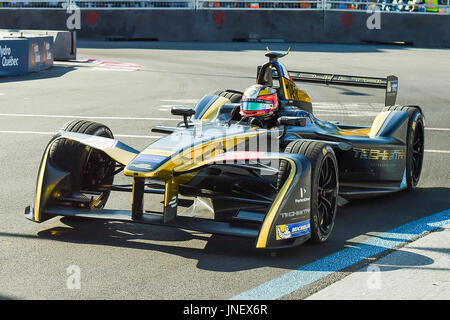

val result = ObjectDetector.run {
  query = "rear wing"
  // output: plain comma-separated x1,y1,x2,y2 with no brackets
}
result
257,66,398,106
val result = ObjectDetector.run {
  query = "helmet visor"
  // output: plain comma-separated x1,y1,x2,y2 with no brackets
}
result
241,100,274,112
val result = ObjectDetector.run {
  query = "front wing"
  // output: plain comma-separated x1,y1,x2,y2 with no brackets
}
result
25,132,312,249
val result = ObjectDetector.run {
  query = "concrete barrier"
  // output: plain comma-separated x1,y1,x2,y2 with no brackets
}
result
0,29,76,60
0,10,448,47
0,36,53,76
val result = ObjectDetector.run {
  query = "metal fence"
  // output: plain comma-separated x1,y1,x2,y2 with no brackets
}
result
0,0,448,12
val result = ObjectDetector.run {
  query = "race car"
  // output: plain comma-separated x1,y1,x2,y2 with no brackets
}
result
25,51,425,250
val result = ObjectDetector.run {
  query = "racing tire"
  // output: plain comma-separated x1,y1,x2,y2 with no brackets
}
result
383,105,425,191
49,120,116,209
214,90,243,103
278,140,339,244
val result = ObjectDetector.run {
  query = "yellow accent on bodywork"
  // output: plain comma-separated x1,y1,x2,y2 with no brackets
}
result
333,128,371,137
332,111,391,138
141,149,174,157
281,77,311,103
295,88,312,103
124,130,264,179
164,178,178,207
102,147,139,166
201,96,231,121
256,157,296,248
34,138,60,222
368,111,391,138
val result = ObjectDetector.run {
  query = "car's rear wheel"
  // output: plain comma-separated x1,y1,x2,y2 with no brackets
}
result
383,105,425,191
278,140,339,243
49,120,116,209
214,90,243,103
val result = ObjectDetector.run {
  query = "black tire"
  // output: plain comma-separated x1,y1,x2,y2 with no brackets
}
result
49,120,116,209
278,140,339,244
214,90,243,103
383,105,425,191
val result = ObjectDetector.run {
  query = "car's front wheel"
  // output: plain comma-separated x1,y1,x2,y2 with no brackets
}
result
49,120,116,209
278,140,339,243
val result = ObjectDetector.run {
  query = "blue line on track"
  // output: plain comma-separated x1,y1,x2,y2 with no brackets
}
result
230,209,450,300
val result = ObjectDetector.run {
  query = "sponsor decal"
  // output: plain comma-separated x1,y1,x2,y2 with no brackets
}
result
294,187,310,204
353,148,406,160
387,80,398,93
280,208,310,218
0,45,19,67
276,220,310,240
128,154,167,172
131,163,153,170
135,154,167,163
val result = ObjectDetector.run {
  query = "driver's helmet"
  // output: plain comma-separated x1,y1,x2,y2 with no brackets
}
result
240,84,279,118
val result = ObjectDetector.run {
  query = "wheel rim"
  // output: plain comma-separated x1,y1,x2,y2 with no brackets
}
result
411,122,424,183
83,149,115,189
317,156,338,235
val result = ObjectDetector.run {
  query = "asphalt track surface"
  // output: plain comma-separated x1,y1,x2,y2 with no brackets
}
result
0,42,449,300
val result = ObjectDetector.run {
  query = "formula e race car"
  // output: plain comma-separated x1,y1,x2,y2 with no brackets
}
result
25,51,425,250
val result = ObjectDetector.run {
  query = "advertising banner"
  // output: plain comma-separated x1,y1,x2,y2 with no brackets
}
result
0,36,54,76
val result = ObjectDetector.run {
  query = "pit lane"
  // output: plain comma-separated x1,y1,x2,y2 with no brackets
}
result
0,42,449,299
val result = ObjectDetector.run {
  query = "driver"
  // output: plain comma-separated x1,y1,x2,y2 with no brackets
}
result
240,84,279,128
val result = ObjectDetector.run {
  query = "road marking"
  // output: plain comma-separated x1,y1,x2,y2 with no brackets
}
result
160,99,198,104
115,134,162,139
158,105,175,111
425,150,450,154
0,130,162,139
230,209,450,300
0,113,178,121
315,112,380,117
0,130,55,135
426,128,450,131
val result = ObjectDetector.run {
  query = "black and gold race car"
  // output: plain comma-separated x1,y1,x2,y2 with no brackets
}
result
25,51,425,250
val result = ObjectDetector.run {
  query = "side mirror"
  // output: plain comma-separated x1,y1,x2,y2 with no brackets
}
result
278,116,307,139
171,106,195,127
278,116,307,127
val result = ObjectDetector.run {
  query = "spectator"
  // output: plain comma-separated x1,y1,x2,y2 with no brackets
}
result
425,0,439,11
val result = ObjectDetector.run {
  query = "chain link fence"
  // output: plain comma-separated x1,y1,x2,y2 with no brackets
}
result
0,0,193,8
0,0,448,12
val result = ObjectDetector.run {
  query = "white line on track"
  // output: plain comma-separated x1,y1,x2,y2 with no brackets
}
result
115,134,163,139
160,99,198,104
0,130,163,139
425,150,450,154
0,130,56,135
426,128,450,131
0,113,178,121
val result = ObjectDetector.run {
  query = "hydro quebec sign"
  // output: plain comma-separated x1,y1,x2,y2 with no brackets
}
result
0,45,19,67
0,36,53,76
